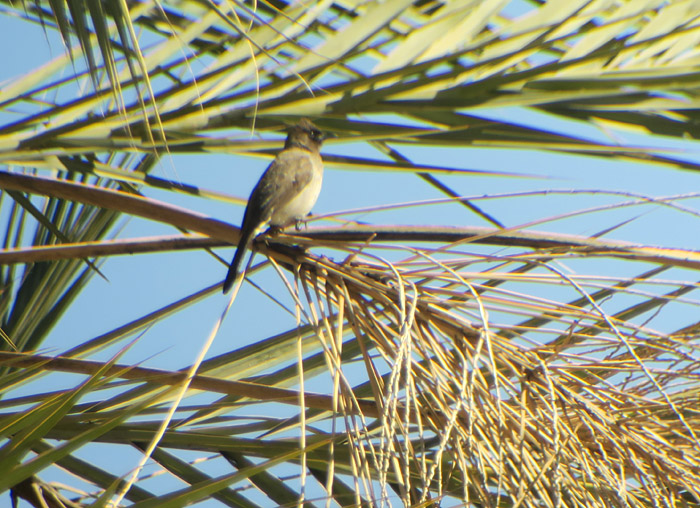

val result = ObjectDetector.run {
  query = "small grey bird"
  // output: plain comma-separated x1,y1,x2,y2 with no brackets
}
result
223,119,327,294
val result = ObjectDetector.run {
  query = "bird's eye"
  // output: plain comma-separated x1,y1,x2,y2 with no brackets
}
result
309,128,322,140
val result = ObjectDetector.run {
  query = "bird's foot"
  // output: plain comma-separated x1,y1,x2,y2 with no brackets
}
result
267,225,284,236
296,213,314,231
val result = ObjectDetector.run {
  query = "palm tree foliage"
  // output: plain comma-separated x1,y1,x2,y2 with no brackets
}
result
1,0,700,506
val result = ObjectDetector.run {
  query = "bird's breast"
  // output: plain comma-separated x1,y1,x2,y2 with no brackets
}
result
270,158,323,226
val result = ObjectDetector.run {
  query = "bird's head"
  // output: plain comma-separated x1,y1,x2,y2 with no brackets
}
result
285,119,327,152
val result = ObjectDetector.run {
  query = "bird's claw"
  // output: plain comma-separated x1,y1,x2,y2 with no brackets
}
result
267,225,283,236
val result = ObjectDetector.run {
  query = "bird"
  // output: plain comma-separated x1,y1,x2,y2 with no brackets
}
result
222,119,327,294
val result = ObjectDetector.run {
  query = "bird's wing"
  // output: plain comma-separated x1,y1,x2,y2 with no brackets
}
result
247,148,315,224
224,149,316,293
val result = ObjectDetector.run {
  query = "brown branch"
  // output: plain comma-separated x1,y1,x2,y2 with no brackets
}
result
0,351,379,418
0,235,223,264
1,170,698,270
0,226,699,272
0,170,236,242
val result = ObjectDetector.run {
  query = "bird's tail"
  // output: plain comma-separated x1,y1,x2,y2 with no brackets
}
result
222,230,255,294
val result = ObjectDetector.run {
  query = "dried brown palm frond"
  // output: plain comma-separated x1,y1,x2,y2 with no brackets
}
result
273,226,700,506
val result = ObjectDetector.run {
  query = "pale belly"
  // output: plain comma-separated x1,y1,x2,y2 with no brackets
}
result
270,172,323,226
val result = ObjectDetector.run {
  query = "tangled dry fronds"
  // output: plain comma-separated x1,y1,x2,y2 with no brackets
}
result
286,234,700,507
